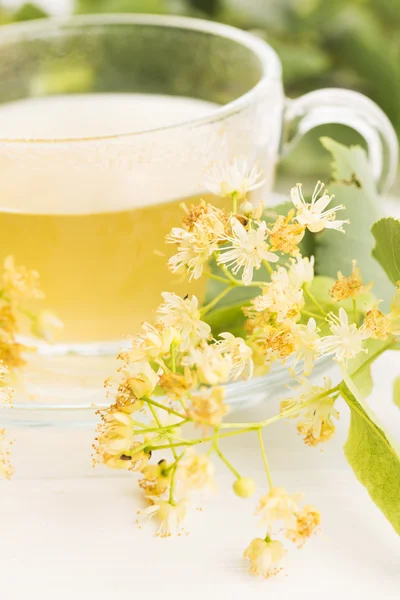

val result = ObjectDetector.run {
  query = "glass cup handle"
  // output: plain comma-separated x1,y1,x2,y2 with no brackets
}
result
282,88,399,193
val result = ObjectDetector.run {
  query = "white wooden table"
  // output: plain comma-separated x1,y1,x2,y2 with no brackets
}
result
1,352,399,600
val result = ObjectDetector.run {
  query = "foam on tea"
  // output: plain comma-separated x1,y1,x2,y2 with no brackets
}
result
0,94,220,344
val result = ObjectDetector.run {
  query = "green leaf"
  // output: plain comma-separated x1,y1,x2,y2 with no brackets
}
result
371,217,400,285
346,337,395,388
13,3,48,21
394,377,400,409
203,303,245,338
320,137,375,187
346,338,391,399
75,0,168,14
315,138,393,308
340,380,400,535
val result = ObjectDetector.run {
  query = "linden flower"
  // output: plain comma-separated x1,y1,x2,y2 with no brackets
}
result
216,332,254,380
252,267,304,322
102,444,151,471
218,219,278,286
107,377,145,414
159,368,195,400
292,318,320,375
285,505,321,547
97,410,136,456
182,201,228,233
291,181,348,233
244,538,285,578
167,223,220,280
0,429,13,480
363,306,400,340
139,460,171,496
177,449,215,492
144,499,187,537
2,255,45,300
288,255,315,288
252,322,297,364
204,158,264,200
124,361,159,399
364,288,400,339
129,322,179,362
267,210,305,256
257,487,303,527
297,397,339,446
188,386,229,426
281,378,339,446
329,259,373,301
318,307,370,364
157,293,211,349
297,419,336,446
182,343,232,385
31,310,64,343
363,308,391,340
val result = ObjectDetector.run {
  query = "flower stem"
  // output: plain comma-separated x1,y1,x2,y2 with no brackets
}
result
168,453,183,505
302,309,326,321
205,266,264,288
258,429,273,489
220,263,241,285
263,260,274,275
304,284,326,316
130,420,188,436
232,192,239,214
143,397,186,420
200,286,233,316
248,280,267,287
148,403,178,460
353,299,358,324
204,272,237,286
146,385,342,452
214,441,241,479
219,384,341,429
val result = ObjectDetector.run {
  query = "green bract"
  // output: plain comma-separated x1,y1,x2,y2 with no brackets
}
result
372,218,400,286
340,379,400,536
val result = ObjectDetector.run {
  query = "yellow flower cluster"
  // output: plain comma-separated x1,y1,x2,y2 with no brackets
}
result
280,378,339,446
95,287,256,535
329,260,373,301
96,160,399,578
245,486,320,577
0,256,62,480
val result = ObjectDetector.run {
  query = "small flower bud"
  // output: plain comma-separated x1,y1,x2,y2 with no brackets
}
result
233,477,256,498
240,200,254,217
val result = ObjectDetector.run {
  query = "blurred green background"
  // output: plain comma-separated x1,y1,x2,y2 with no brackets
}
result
1,0,400,187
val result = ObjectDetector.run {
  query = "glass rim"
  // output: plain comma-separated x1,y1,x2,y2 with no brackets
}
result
0,13,282,145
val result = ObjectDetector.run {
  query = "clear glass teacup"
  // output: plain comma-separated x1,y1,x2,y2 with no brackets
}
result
0,14,397,412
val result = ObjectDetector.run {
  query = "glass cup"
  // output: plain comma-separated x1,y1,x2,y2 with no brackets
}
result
0,14,397,417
